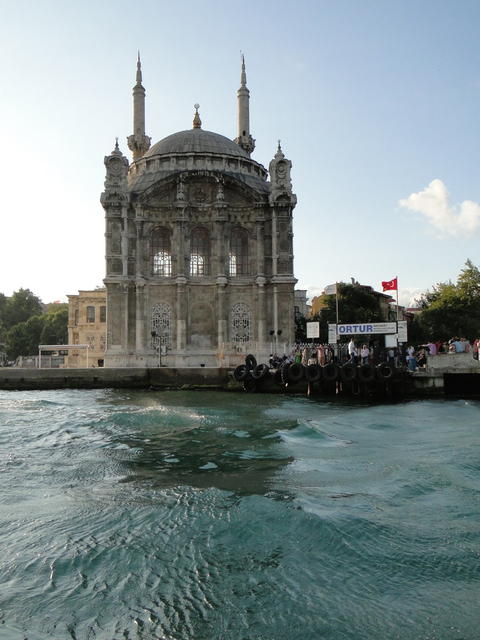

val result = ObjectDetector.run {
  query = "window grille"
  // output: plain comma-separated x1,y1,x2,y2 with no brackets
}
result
190,227,209,276
151,227,172,276
229,227,248,276
151,303,172,349
231,303,251,342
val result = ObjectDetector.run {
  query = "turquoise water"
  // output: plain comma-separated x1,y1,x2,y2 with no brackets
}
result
0,390,479,639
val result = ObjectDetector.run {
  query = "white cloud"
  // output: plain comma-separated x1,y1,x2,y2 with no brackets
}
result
398,288,425,308
399,179,480,236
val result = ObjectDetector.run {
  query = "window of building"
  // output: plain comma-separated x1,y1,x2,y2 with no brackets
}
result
151,303,172,349
190,227,210,276
74,309,79,326
229,227,249,276
231,302,251,342
86,306,95,323
100,306,106,323
151,227,172,276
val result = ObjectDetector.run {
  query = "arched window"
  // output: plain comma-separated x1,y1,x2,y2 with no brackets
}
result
231,303,251,342
151,227,172,276
229,227,249,276
151,303,172,349
190,227,210,276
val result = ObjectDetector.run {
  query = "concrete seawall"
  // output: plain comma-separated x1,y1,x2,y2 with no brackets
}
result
0,367,234,391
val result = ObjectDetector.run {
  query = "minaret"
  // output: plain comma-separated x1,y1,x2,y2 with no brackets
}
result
234,55,255,155
127,52,151,161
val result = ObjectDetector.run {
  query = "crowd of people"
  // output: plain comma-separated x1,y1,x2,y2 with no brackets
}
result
269,336,480,372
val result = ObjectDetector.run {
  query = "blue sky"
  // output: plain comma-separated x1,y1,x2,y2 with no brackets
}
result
1,0,479,305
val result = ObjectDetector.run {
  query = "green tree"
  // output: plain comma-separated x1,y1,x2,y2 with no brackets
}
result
2,289,43,329
314,283,384,341
40,309,68,345
0,292,7,339
413,259,480,341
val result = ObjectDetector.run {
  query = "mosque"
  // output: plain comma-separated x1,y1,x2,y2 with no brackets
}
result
100,56,297,367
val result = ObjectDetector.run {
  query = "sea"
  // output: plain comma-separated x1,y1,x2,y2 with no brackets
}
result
0,389,479,640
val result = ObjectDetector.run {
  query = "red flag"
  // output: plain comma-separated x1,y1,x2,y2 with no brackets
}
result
382,277,397,291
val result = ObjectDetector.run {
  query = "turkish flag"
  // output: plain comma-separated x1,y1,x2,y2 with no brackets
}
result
382,277,397,291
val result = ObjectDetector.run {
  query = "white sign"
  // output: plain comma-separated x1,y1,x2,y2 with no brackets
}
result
306,321,320,339
328,323,337,343
335,322,397,335
385,334,397,348
397,321,408,342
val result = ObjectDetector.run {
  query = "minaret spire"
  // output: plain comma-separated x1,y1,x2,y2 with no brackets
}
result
234,54,255,155
127,52,151,161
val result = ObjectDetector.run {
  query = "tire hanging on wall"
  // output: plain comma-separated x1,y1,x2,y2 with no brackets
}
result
376,363,395,381
245,354,257,370
287,362,305,383
358,363,375,382
281,363,291,385
322,362,339,382
305,363,322,382
340,363,357,382
252,363,269,380
233,364,250,382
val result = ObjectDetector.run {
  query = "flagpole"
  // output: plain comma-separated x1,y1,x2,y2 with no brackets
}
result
396,275,399,322
335,282,339,326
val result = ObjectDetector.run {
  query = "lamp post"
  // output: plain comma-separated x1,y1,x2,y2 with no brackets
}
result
269,329,282,355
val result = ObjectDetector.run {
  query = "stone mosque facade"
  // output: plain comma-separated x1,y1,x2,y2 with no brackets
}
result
101,57,297,367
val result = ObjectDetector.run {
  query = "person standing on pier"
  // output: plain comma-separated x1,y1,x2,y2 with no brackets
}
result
348,338,357,365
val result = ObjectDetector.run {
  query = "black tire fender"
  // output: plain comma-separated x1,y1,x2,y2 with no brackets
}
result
376,363,395,380
341,363,357,382
245,353,257,370
358,363,376,382
287,362,305,383
322,362,339,381
305,363,322,382
233,364,249,382
280,363,291,385
252,363,269,380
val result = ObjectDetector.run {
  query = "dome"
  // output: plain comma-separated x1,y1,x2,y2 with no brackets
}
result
144,128,249,159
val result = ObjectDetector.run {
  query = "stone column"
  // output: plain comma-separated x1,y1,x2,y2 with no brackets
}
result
256,276,266,349
216,276,228,348
256,219,265,275
135,283,145,352
176,277,187,352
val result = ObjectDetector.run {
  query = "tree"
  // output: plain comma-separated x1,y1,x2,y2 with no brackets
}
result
313,283,385,341
413,259,480,341
4,309,69,361
40,309,68,345
2,289,43,330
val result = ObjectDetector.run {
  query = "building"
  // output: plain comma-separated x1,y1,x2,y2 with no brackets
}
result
66,289,107,367
310,281,396,320
101,56,297,367
294,289,310,318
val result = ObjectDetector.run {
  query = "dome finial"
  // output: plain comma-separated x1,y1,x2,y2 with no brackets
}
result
240,51,247,87
193,103,202,129
136,51,142,84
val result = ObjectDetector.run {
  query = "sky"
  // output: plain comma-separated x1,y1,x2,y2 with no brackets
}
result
1,0,479,307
